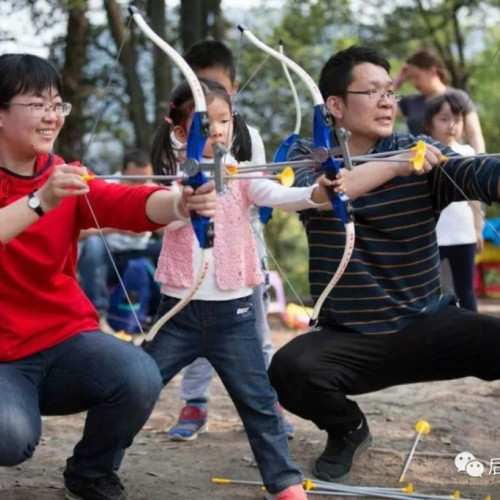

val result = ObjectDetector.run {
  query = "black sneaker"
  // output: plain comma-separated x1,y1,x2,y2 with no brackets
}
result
313,416,372,482
64,471,127,500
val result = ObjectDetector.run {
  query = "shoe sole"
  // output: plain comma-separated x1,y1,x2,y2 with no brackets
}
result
313,434,372,483
168,422,209,441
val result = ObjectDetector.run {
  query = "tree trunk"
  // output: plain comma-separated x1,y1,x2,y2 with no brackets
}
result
104,0,151,150
58,2,90,162
180,0,225,50
451,4,469,88
208,0,224,39
148,0,172,127
180,0,203,50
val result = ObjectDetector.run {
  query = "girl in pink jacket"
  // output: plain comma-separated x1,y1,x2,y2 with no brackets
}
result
145,79,334,500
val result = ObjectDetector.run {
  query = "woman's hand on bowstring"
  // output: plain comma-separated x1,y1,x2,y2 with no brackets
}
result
37,163,90,212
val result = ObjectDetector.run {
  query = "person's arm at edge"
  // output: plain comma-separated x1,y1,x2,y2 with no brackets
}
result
464,111,486,154
469,200,485,253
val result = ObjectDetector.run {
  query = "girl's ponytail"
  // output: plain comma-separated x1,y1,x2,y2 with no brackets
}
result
151,119,177,180
231,111,252,163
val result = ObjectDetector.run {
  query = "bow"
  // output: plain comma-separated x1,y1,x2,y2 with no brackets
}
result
237,26,355,327
258,40,303,226
128,6,214,342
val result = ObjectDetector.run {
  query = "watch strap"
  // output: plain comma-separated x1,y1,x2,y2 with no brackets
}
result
28,192,45,217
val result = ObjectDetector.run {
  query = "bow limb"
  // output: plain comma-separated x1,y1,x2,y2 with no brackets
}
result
238,26,355,326
144,254,211,342
309,127,356,323
129,6,215,341
259,40,303,225
273,39,302,159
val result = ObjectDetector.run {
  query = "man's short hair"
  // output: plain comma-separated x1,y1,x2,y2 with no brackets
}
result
183,40,236,83
122,149,150,171
319,46,391,101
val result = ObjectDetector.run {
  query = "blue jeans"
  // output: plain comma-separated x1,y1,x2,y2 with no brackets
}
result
439,243,477,312
145,295,302,494
179,283,274,401
0,331,162,480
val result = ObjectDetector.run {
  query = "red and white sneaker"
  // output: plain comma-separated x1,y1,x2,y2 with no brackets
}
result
168,405,208,441
265,484,308,499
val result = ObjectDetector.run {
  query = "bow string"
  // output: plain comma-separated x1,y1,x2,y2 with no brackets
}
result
237,26,356,326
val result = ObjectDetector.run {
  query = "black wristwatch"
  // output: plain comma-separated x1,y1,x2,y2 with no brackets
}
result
28,192,45,217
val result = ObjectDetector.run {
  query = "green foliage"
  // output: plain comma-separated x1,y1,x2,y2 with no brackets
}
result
471,27,500,217
357,0,497,89
264,210,310,301
471,27,500,153
233,0,354,156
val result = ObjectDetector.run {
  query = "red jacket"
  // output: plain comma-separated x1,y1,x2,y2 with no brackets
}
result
0,154,163,361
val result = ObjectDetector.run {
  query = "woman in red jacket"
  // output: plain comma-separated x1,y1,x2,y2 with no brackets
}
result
0,53,216,500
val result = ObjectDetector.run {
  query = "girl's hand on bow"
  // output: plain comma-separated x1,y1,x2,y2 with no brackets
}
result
330,172,346,195
311,174,346,205
37,163,90,211
179,180,217,219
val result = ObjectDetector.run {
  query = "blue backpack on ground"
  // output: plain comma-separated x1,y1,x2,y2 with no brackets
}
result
108,258,158,333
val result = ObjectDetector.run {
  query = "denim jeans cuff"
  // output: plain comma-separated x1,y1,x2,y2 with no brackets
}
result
266,475,304,495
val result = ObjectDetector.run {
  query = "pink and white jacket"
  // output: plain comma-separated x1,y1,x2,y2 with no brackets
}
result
156,170,320,301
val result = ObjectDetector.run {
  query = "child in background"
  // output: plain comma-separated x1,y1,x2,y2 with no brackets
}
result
165,39,295,441
423,93,484,311
78,149,163,338
145,78,335,499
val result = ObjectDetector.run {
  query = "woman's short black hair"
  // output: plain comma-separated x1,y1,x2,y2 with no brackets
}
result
0,54,62,108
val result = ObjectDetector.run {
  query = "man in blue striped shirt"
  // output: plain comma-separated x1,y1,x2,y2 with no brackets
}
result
268,45,500,483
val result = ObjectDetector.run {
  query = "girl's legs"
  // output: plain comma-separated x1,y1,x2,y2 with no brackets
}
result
144,296,204,386
440,244,477,312
203,296,302,494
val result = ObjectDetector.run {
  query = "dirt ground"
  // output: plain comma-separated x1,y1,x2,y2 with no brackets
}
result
2,315,500,500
